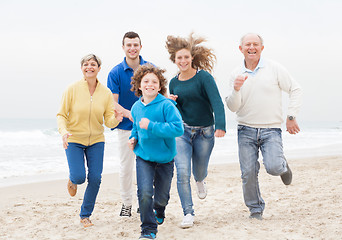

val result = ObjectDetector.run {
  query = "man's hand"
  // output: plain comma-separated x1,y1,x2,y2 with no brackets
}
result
123,109,133,122
234,75,248,91
113,94,133,122
286,118,300,134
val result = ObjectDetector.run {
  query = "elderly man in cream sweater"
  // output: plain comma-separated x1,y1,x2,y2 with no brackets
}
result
226,33,302,220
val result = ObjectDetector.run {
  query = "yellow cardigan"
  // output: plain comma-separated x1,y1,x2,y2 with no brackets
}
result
57,79,120,146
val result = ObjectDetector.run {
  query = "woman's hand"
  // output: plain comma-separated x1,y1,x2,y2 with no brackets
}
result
168,94,178,101
128,137,137,151
214,129,226,138
114,109,124,122
62,133,72,149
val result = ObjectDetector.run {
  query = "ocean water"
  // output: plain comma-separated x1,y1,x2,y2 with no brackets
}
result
0,119,341,187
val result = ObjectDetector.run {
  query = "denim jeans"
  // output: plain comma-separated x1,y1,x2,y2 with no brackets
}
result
136,156,174,235
174,123,215,216
237,125,288,214
65,142,104,218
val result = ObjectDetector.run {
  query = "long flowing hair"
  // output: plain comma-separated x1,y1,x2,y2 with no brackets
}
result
165,32,216,73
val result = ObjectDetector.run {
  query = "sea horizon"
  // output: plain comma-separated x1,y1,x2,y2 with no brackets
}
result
0,118,341,188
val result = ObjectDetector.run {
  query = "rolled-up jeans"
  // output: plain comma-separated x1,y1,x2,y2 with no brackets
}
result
65,142,104,218
237,125,288,214
174,123,215,216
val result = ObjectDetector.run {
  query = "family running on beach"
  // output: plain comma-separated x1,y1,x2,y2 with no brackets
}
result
57,31,302,240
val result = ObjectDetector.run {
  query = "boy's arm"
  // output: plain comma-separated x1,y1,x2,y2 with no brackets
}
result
148,103,184,138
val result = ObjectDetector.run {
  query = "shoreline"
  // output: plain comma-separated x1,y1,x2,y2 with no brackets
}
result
1,155,342,239
1,144,341,188
1,153,339,189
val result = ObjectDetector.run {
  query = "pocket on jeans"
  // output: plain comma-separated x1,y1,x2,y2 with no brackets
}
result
237,125,245,131
201,126,214,139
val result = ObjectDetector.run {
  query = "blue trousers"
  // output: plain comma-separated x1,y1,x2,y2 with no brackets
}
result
136,156,174,235
174,124,215,216
237,125,288,214
65,142,104,218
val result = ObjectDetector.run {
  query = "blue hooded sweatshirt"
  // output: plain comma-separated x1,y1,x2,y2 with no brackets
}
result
130,94,184,163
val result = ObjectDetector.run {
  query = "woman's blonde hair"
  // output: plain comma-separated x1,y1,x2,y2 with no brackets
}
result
165,32,216,73
80,54,102,67
131,64,167,97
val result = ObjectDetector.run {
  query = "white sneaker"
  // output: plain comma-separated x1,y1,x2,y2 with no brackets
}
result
180,214,194,228
196,180,207,199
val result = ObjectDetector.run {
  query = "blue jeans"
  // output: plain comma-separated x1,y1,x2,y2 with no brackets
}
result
174,124,215,216
65,142,104,218
136,156,174,235
237,125,288,214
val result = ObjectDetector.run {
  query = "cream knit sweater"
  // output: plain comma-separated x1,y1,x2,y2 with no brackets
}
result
226,58,302,128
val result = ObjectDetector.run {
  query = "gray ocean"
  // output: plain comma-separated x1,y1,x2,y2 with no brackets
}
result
0,119,341,187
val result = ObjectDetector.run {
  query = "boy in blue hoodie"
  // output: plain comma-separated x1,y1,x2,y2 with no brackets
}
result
128,64,184,240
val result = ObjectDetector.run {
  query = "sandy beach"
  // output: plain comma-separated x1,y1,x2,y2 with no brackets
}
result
1,156,342,240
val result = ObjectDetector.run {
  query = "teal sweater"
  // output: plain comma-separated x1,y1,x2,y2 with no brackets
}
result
169,70,226,131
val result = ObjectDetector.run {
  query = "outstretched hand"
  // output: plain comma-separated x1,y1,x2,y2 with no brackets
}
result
124,109,133,122
168,94,178,101
114,109,124,122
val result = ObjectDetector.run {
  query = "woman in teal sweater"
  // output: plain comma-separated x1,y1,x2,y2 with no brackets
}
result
166,33,226,228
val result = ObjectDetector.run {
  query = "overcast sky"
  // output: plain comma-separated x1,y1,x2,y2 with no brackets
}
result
1,0,341,122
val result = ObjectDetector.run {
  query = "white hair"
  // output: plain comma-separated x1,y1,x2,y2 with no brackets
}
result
240,33,264,46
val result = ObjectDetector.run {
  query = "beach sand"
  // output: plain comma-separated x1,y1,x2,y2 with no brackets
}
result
1,156,342,240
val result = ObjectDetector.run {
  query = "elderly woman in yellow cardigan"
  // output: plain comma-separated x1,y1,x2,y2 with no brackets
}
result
57,54,123,227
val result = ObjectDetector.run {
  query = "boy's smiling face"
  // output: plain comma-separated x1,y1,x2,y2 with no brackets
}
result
139,73,161,102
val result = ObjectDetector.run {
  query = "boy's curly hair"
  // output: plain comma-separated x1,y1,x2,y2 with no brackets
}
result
165,32,216,73
131,64,167,97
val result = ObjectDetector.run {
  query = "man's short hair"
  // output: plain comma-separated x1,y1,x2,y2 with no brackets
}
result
122,31,141,45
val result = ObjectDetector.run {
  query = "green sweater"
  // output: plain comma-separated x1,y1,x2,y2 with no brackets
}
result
169,70,226,131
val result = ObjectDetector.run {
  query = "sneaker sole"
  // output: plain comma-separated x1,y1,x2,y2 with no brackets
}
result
180,223,193,229
156,219,164,225
197,194,207,200
80,218,94,227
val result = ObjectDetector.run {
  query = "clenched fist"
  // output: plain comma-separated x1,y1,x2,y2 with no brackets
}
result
234,75,248,91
